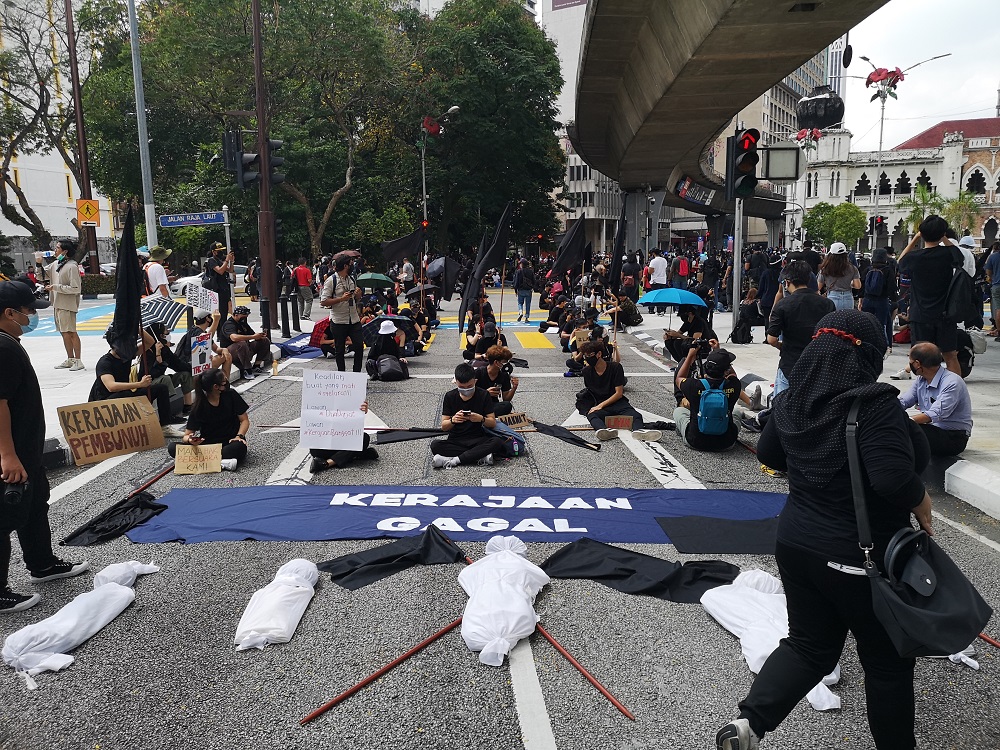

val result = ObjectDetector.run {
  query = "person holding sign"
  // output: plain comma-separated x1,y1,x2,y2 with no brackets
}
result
431,363,507,469
220,306,272,381
169,369,249,471
308,400,378,474
174,309,233,381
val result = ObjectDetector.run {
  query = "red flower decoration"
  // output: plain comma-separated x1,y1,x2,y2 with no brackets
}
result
865,68,890,87
810,128,822,140
422,116,441,137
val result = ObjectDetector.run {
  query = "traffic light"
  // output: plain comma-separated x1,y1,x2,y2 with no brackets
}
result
537,233,543,241
421,219,429,230
274,218,284,244
236,150,260,189
725,128,760,201
875,215,887,235
268,139,285,185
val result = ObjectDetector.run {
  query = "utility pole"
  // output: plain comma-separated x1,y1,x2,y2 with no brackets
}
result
126,0,157,248
251,0,276,329
732,198,744,332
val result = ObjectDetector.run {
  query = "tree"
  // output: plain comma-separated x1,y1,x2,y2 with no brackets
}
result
827,202,868,249
802,202,834,245
896,183,945,234
942,191,981,237
0,228,15,278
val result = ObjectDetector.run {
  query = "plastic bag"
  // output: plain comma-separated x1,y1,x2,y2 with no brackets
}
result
234,559,318,651
458,536,549,666
701,570,841,711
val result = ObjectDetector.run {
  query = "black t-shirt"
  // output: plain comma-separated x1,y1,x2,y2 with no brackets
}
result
680,316,715,340
546,305,564,323
476,367,512,401
442,388,494,441
766,289,835,375
220,317,255,349
898,244,962,322
89,352,131,401
679,374,741,451
206,257,230,297
0,332,45,473
700,258,721,285
186,390,249,445
174,325,208,366
583,361,628,404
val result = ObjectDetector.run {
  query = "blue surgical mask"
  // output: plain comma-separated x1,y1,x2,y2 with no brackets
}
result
14,309,38,334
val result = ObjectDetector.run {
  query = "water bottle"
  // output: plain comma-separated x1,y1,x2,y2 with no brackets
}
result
513,440,519,457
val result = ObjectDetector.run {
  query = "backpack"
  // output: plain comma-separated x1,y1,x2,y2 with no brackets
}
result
956,329,975,379
622,274,636,288
485,420,527,457
678,257,689,276
729,315,753,344
944,265,975,324
375,355,406,381
696,379,730,436
864,267,886,297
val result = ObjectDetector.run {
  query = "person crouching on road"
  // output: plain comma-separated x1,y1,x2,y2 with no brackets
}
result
431,363,507,469
173,309,233,382
673,344,748,452
169,368,249,471
366,320,409,381
577,340,660,443
220,305,272,380
309,400,379,474
476,345,519,417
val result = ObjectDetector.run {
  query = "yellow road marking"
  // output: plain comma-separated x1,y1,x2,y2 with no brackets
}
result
513,332,556,349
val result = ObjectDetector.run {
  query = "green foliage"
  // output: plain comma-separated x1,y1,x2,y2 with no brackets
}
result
802,202,835,245
827,203,868,248
941,191,981,236
82,273,117,295
896,184,945,234
0,229,14,278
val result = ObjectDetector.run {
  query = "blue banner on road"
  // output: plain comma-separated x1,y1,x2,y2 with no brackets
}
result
127,485,786,544
158,211,226,228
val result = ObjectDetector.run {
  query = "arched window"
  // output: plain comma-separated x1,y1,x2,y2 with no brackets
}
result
830,171,835,194
854,173,871,196
836,171,841,194
814,173,819,196
965,169,987,194
806,173,812,198
895,171,911,195
916,170,934,192
878,172,891,196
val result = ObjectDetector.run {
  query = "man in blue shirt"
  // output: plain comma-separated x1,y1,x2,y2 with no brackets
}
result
898,342,973,456
984,242,1000,337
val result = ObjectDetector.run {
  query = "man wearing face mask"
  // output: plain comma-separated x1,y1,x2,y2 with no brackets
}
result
0,281,89,613
44,239,84,371
577,341,661,442
206,242,235,316
476,345,519,417
320,256,364,372
431,363,507,469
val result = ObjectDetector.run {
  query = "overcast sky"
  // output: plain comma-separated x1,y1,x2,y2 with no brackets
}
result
839,0,1000,151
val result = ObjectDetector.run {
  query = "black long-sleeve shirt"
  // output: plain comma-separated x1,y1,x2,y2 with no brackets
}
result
759,398,929,566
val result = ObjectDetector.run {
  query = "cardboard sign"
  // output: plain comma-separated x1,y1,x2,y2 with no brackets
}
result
299,370,367,451
498,412,531,429
58,396,165,466
186,282,219,313
604,415,633,431
174,443,222,474
191,331,213,376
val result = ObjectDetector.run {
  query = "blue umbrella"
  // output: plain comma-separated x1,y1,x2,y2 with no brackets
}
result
637,288,707,307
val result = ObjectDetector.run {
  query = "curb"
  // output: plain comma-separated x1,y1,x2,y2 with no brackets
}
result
945,460,1000,520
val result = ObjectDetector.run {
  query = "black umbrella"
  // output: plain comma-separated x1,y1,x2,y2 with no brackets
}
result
608,201,627,295
426,257,446,278
405,283,439,298
362,315,419,346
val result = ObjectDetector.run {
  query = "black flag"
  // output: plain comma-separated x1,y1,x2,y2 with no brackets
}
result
608,201,627,295
530,421,600,451
441,256,462,301
61,491,167,547
381,227,425,266
458,232,489,340
104,206,144,362
317,525,468,590
547,217,587,280
474,202,513,282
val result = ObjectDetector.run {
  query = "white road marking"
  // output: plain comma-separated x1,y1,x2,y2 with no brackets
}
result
508,639,558,750
409,372,672,379
932,511,1000,555
628,345,673,371
48,453,134,505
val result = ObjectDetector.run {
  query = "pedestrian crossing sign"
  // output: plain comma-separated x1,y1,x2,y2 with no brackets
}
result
76,199,100,227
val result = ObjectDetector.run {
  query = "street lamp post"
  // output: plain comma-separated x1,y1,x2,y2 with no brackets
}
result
419,106,459,270
126,0,157,248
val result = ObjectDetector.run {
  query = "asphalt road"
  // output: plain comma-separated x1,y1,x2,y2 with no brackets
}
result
2,289,999,750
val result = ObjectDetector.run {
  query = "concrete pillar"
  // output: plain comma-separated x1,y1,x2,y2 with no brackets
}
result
765,218,782,248
705,213,728,253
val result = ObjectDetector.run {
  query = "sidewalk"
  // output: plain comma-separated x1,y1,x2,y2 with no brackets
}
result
626,308,1000,521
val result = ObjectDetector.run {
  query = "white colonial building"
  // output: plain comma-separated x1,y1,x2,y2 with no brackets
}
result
795,117,1000,252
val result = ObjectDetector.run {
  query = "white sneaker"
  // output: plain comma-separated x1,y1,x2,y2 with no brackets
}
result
220,458,238,471
477,454,494,466
68,358,85,371
162,425,185,438
54,359,73,369
716,718,759,750
632,429,662,442
432,454,452,469
890,368,912,380
596,428,619,441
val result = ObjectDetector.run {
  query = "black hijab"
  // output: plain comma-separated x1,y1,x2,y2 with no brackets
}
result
772,309,897,486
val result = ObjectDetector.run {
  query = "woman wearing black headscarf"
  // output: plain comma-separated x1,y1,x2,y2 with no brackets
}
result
716,309,932,750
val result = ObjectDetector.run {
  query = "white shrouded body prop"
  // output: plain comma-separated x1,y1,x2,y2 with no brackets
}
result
700,569,842,711
458,535,550,666
234,558,319,651
2,561,159,689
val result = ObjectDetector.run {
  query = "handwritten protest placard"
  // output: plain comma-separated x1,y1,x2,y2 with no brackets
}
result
191,330,213,375
299,370,367,451
186,282,219,313
174,443,222,474
57,396,165,466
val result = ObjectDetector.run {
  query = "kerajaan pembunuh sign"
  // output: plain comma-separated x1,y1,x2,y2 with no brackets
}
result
57,396,165,466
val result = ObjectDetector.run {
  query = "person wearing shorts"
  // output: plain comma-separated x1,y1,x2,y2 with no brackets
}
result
46,239,84,372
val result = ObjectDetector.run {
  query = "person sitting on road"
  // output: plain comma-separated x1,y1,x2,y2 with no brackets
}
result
220,305,272,380
89,329,186,438
663,304,718,363
469,292,493,323
174,309,233,381
577,340,661,443
474,320,506,361
431,363,506,468
366,319,409,381
538,295,569,332
138,322,195,415
310,399,379,474
604,291,644,331
476,345,519,417
170,368,248,471
560,306,589,352
898,342,973,457
672,344,748,452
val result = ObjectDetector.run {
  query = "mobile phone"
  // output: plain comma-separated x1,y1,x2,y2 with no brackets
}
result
191,430,201,438
461,410,472,415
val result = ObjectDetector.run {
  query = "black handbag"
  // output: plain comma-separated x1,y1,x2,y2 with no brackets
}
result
1,481,32,533
846,398,993,658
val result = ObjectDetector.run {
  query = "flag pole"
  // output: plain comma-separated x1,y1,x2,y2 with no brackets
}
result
496,261,507,330
299,617,463,724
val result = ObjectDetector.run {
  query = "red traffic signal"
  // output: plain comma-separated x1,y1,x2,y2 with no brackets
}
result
421,219,429,229
537,233,544,240
726,128,760,201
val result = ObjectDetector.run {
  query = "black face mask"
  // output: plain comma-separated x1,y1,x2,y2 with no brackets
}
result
584,356,599,367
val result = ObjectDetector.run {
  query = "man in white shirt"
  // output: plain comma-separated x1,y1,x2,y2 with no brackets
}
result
143,246,173,299
647,249,669,315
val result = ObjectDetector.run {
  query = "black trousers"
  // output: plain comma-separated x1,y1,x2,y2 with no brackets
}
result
918,423,969,457
1,470,57,588
492,401,514,417
111,384,172,424
168,440,248,463
430,435,506,465
310,433,371,467
329,321,364,372
586,400,645,431
738,542,915,750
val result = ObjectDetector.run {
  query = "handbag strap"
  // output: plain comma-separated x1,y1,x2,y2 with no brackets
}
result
845,396,875,565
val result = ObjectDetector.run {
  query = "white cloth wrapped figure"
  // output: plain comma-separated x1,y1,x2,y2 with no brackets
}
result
234,559,318,651
458,535,550,666
3,561,159,689
701,569,842,712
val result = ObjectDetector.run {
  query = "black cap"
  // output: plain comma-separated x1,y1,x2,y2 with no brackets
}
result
0,280,50,312
705,348,736,374
556,294,569,304
233,305,251,316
